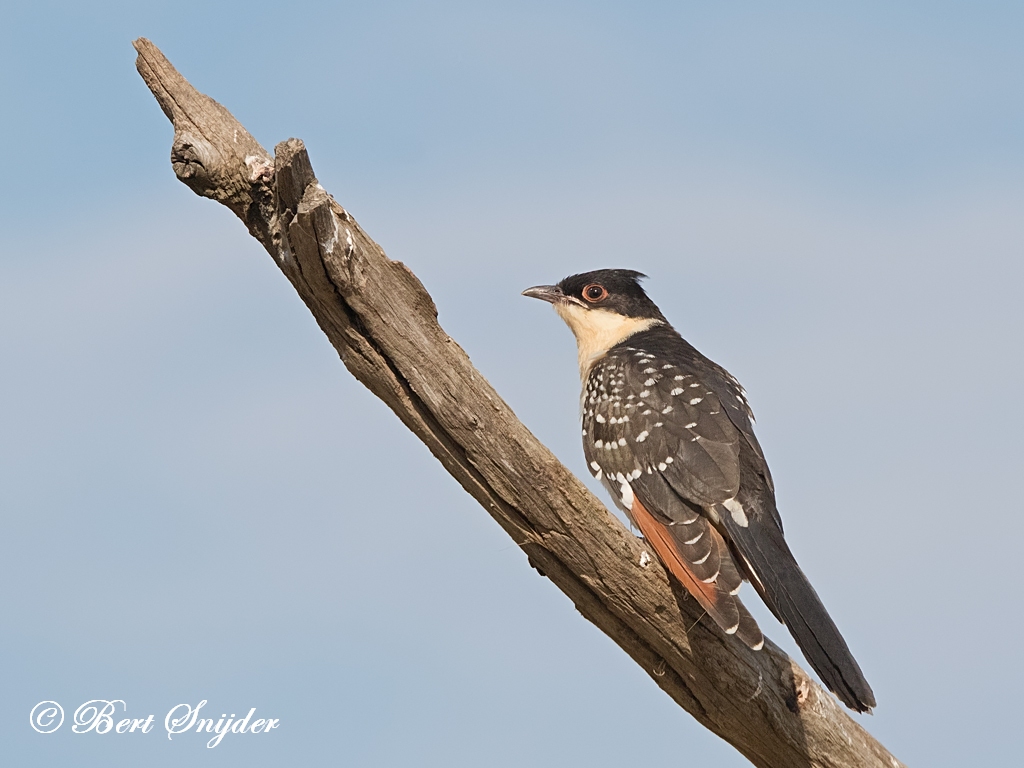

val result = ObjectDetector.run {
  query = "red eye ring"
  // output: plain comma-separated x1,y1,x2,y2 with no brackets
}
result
582,284,608,302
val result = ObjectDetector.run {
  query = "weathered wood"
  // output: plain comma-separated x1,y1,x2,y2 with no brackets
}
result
133,37,904,768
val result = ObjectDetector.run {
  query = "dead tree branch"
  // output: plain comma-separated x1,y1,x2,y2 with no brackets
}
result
133,38,903,768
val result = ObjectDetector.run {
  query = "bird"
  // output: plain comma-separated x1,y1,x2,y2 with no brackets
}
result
523,268,875,712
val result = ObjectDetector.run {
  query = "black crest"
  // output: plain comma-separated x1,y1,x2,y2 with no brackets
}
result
557,269,666,321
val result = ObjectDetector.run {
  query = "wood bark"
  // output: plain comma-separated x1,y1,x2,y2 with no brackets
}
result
133,38,904,768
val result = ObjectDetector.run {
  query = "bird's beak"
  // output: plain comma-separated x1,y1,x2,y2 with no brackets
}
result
521,284,564,304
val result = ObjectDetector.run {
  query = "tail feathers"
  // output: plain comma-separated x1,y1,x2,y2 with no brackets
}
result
635,489,874,710
731,528,876,712
771,563,875,712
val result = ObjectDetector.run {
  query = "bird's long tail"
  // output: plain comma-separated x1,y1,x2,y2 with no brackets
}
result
725,516,876,712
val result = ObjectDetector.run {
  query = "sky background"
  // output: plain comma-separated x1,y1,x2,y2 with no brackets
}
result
2,2,1022,766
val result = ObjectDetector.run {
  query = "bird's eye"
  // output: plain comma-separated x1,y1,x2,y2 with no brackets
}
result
583,284,608,302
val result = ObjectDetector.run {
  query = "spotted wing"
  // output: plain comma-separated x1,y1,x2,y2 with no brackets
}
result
581,347,762,647
581,347,743,505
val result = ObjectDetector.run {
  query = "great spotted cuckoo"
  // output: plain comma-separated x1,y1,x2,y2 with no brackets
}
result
524,269,875,712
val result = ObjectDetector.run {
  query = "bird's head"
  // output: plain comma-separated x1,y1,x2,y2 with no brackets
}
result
523,269,667,376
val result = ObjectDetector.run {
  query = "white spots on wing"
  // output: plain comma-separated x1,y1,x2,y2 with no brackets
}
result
662,364,673,370
630,468,643,480
654,422,664,428
639,550,652,568
640,390,650,398
595,413,606,423
658,462,667,471
595,439,603,448
664,457,673,464
590,461,601,471
684,422,697,429
724,498,749,527
618,476,635,508
661,405,673,414
692,550,711,565
677,510,700,525
617,437,627,446
684,529,703,545
689,382,700,388
670,388,685,396
674,375,686,381
689,397,703,405
636,430,649,442
643,367,657,374
644,378,656,387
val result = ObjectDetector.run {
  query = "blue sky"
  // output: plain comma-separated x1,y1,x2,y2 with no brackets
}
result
2,2,1023,766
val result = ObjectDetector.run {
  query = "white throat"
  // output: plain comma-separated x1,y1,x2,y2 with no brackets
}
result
554,302,662,379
